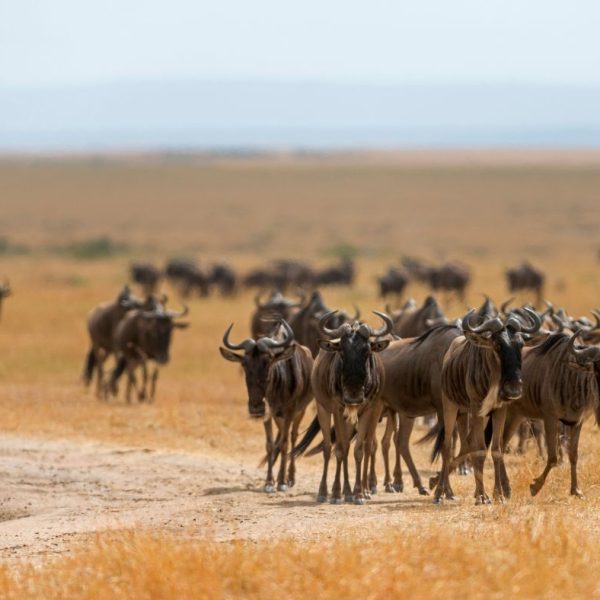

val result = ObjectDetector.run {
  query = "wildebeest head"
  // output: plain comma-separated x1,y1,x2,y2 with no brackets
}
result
139,304,189,364
462,307,541,401
318,310,392,408
220,320,296,418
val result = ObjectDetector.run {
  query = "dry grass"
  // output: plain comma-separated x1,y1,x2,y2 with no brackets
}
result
1,518,599,599
0,154,599,595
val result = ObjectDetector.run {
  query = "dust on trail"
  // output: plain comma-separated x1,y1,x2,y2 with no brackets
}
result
1,433,599,563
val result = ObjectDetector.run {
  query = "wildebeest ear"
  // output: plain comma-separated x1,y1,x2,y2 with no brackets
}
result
271,345,295,363
318,339,340,352
370,339,390,352
219,347,244,362
174,322,190,329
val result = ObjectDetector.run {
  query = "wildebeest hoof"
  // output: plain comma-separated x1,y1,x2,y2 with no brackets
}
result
287,479,295,488
277,484,288,492
316,495,328,503
493,492,506,503
429,476,439,490
529,483,540,497
571,488,584,498
344,494,354,503
370,486,378,495
475,494,491,505
432,495,443,505
264,484,275,494
330,496,343,505
354,496,366,505
384,483,396,493
417,487,430,496
393,482,403,493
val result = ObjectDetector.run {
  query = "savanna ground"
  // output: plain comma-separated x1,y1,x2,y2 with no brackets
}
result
0,150,599,598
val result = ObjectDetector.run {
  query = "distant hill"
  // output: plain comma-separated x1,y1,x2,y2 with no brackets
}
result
1,80,600,151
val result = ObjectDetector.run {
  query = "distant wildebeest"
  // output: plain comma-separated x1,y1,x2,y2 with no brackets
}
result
401,257,470,302
505,262,545,306
244,260,313,291
165,258,210,297
83,285,145,398
251,290,303,339
432,307,541,504
220,320,313,492
378,267,408,299
130,262,161,296
294,311,392,504
387,295,446,337
289,290,359,357
209,262,237,296
108,303,189,403
503,331,600,497
313,258,355,287
0,279,11,320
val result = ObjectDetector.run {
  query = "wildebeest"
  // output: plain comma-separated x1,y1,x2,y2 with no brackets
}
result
379,323,463,494
503,331,600,497
108,303,189,402
209,262,237,296
250,290,303,339
219,320,313,492
401,257,471,302
0,279,11,320
505,262,545,306
289,290,359,357
313,258,355,287
83,285,145,397
388,295,446,337
165,258,210,297
295,311,392,504
432,307,541,504
378,267,408,299
130,262,161,296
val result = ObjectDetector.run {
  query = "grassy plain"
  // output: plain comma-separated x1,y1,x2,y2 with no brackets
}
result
0,151,599,598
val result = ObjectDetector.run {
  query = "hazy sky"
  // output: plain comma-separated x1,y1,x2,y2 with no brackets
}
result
1,1,599,87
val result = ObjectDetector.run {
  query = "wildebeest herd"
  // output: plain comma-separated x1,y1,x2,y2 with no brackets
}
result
78,257,600,506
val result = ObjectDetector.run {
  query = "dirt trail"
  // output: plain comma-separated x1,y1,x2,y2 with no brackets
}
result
2,433,600,563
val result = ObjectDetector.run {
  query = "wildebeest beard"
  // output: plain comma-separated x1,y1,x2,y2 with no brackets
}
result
339,332,374,405
243,350,270,418
148,317,174,364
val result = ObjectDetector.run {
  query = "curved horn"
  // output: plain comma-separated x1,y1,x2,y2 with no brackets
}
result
500,297,515,316
542,299,554,317
260,319,295,349
550,314,565,333
352,304,361,321
318,310,348,338
368,311,394,338
516,307,542,334
167,304,189,319
222,323,255,352
566,330,600,362
591,309,600,330
462,310,503,335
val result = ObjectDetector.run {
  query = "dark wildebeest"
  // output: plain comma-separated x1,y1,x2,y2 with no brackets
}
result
0,279,11,320
165,258,210,297
294,311,392,504
219,320,313,492
108,303,189,403
313,258,355,287
388,295,446,337
379,324,463,494
130,262,161,296
250,290,303,339
503,331,600,497
506,262,545,307
432,307,541,504
209,262,237,297
83,285,145,398
289,290,359,357
401,257,470,303
378,267,409,299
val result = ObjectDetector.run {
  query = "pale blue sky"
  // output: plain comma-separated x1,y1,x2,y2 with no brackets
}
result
1,0,599,86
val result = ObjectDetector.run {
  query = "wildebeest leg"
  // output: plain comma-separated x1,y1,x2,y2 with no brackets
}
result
530,417,558,496
433,396,458,504
363,402,383,499
367,436,378,495
398,417,428,495
341,421,353,502
125,366,137,404
138,360,148,402
288,409,305,489
533,421,546,459
568,422,584,498
331,409,348,504
276,412,294,492
469,413,490,505
491,406,510,501
95,349,107,399
263,418,276,493
316,402,332,502
150,368,159,402
381,412,396,492
456,413,471,475
392,417,404,492
516,421,529,455
353,412,371,505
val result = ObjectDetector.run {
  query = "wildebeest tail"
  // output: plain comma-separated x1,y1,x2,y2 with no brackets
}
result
292,415,321,458
305,426,340,457
111,356,127,386
430,424,445,464
417,420,442,446
83,349,96,385
484,418,493,449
